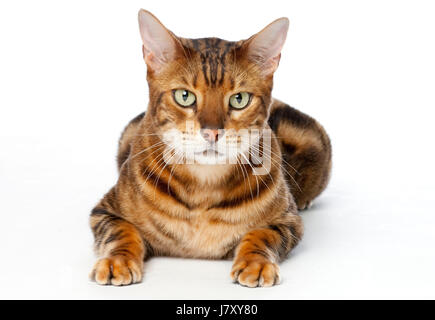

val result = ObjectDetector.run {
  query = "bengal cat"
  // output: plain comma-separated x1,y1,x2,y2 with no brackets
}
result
89,9,332,287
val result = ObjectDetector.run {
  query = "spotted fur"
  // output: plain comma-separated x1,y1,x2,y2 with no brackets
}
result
89,10,331,287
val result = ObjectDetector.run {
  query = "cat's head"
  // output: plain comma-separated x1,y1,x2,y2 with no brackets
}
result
138,9,288,165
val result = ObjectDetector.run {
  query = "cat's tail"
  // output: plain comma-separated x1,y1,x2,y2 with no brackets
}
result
268,99,332,210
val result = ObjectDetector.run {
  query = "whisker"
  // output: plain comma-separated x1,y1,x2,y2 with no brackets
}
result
153,147,177,201
239,153,255,203
129,141,165,161
140,146,174,190
249,145,302,192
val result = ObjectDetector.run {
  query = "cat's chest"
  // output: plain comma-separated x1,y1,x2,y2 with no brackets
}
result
149,208,249,259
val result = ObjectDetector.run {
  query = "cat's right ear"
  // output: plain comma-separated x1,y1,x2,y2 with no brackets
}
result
138,9,180,72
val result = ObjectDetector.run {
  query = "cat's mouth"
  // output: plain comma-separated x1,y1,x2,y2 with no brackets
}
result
194,148,225,157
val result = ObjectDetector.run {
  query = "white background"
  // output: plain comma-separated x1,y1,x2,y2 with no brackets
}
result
1,0,435,299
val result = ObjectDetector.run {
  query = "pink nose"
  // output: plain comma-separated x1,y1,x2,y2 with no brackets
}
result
201,129,220,143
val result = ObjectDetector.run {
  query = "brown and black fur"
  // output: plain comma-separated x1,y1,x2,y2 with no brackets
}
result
268,101,332,209
89,10,331,287
117,100,331,209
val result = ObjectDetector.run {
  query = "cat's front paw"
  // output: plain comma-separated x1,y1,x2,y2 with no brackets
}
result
90,256,143,286
230,257,280,288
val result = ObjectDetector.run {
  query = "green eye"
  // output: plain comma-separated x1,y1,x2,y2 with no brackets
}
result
173,89,196,107
229,92,251,109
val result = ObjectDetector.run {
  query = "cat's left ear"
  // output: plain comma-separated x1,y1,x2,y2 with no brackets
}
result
243,18,289,76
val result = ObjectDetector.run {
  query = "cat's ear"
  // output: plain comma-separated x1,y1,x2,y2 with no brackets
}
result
243,18,289,76
138,9,181,72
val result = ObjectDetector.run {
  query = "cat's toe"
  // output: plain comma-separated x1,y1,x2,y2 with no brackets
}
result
90,256,143,286
298,201,313,210
231,259,280,288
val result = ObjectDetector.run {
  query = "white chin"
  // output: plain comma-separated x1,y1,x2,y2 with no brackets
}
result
191,153,228,165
